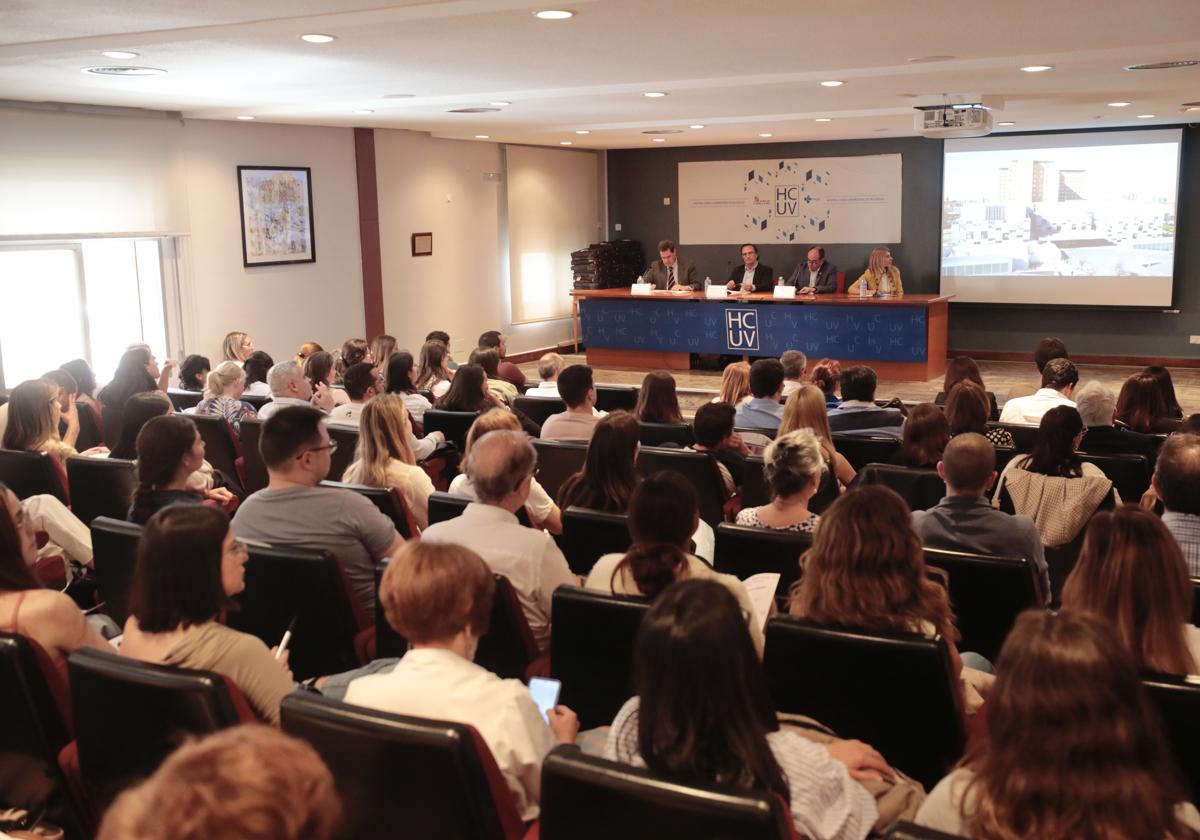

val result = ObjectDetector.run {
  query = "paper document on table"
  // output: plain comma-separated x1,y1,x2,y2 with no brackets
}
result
742,572,781,631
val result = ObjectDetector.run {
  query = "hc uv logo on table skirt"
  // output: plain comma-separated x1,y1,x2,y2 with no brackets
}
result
725,308,760,352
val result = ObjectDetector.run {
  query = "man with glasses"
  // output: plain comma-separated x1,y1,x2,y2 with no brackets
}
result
231,406,405,621
785,246,839,294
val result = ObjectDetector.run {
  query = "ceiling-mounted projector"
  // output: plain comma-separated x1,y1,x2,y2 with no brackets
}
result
915,104,993,138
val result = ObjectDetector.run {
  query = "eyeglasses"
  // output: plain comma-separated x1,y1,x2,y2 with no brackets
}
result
228,539,249,557
302,440,338,457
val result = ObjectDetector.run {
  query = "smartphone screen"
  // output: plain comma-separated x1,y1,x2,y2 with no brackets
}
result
528,677,561,723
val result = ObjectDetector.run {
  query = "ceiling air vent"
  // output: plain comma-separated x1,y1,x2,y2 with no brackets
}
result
82,66,166,76
1124,60,1200,70
446,107,501,113
641,129,684,135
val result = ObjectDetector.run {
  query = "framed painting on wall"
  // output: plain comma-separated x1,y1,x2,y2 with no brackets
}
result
237,165,316,266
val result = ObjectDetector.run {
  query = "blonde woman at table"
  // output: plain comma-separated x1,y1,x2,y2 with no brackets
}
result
847,247,903,296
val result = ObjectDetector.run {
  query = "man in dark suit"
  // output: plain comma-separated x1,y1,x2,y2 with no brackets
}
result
785,246,839,294
725,243,773,291
642,239,699,290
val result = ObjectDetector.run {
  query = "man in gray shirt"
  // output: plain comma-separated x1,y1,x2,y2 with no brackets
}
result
912,433,1049,601
232,406,405,621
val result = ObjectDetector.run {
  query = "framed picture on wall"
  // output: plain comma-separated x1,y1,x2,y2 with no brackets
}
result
237,165,316,266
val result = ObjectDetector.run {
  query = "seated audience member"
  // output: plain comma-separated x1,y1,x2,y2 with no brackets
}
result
1154,433,1200,576
342,395,436,531
912,433,1048,600
469,347,518,406
1075,379,1159,468
587,472,763,655
425,330,457,370
344,541,577,820
304,350,350,407
232,407,404,620
328,362,384,426
338,338,372,382
734,358,787,434
607,579,882,840
195,361,258,432
890,403,949,469
222,331,254,364
810,358,842,408
998,357,1078,426
780,349,807,399
98,346,170,409
945,381,1014,448
60,359,99,411
935,356,999,420
121,505,294,723
1005,336,1069,402
385,350,432,424
258,361,335,420
1144,364,1185,420
478,330,527,391
526,353,564,398
780,384,856,491
847,246,903,296
1,370,81,445
690,402,749,493
1116,371,1181,434
421,431,576,650
0,481,109,662
177,354,210,392
993,406,1117,547
433,363,497,413
109,392,226,500
1062,505,1200,675
736,429,824,532
633,371,684,425
241,351,274,398
449,408,563,534
98,725,340,840
557,411,640,513
715,361,751,406
915,610,1199,838
294,341,323,368
128,415,229,523
791,486,990,712
414,338,454,398
3,379,82,467
369,334,397,370
825,366,904,438
540,364,604,443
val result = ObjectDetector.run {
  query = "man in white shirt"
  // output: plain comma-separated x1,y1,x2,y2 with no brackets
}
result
780,349,807,399
525,353,564,399
998,358,1078,426
539,365,604,443
257,361,334,419
420,430,579,651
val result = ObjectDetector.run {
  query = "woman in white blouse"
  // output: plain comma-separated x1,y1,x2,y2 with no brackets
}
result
385,350,432,425
343,395,436,531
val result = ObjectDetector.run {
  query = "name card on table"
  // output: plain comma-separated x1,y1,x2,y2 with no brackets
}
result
705,285,728,299
773,285,796,299
630,283,653,296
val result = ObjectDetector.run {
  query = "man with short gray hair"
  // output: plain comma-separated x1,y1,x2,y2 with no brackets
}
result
420,430,577,650
1075,379,1158,468
780,350,808,399
258,361,334,419
526,353,565,399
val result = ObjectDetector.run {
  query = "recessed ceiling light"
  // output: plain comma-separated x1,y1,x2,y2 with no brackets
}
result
447,107,501,113
489,101,511,107
101,50,138,60
575,130,590,135
475,135,489,139
1020,65,1053,72
354,109,374,115
643,91,667,98
652,138,666,142
82,65,166,76
820,80,844,87
689,124,705,129
759,133,773,138
559,141,573,145
1183,103,1200,112
236,115,255,121
815,117,832,122
997,121,1016,126
534,10,574,19
1108,101,1131,107
300,33,336,43
1137,114,1156,118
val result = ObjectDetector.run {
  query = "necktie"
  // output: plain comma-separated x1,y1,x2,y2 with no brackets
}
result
668,266,675,286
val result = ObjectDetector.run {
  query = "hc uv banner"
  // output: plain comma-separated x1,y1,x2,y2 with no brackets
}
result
678,154,902,245
579,299,927,362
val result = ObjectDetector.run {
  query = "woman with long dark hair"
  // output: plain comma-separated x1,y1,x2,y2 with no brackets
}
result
99,346,168,409
414,339,453,398
936,356,999,420
242,351,274,398
1144,365,1185,420
304,350,350,407
127,415,207,524
634,371,684,425
606,579,883,840
177,355,211,393
386,351,431,424
434,364,499,413
944,381,1013,448
557,411,641,512
1117,372,1181,434
890,403,950,469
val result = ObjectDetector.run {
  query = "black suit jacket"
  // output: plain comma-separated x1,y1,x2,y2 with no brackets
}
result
785,261,839,293
1079,426,1159,472
726,263,774,292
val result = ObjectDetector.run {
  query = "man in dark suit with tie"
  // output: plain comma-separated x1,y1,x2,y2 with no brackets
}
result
785,246,840,294
725,243,774,291
642,239,699,290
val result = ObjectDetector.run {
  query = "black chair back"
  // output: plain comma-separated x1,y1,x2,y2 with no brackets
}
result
1192,578,1200,629
829,434,901,472
637,422,694,448
100,405,123,448
67,455,135,525
423,409,477,451
561,507,631,576
993,446,1021,473
531,439,587,501
513,395,566,426
474,575,539,681
713,523,811,601
227,543,362,681
166,389,202,411
68,647,246,814
539,745,794,840
635,447,726,527
321,480,414,538
189,414,245,498
740,456,769,507
75,400,105,451
238,417,269,494
923,547,1041,662
0,449,68,504
241,393,270,411
428,491,471,525
763,616,965,790
594,385,638,412
281,692,525,840
327,424,360,482
989,422,1038,452
854,463,946,511
91,516,142,627
374,558,408,658
1143,672,1200,803
1078,451,1151,503
886,822,968,840
550,587,649,729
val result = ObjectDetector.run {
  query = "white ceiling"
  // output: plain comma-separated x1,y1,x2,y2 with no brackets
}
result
1,0,1199,148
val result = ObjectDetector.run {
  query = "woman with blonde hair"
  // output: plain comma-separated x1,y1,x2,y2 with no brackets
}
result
370,334,397,371
343,394,436,531
2,379,80,466
779,384,855,489
221,331,254,364
915,610,1200,838
736,428,825,532
847,247,903,296
195,361,258,432
714,361,752,406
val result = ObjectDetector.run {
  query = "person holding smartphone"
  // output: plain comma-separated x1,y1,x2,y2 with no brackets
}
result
344,540,579,821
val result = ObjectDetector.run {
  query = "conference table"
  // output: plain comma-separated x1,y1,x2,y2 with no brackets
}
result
570,288,952,380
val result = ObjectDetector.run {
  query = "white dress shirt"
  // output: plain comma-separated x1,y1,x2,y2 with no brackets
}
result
525,381,561,399
997,388,1076,425
258,395,320,420
742,266,757,288
344,647,555,821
